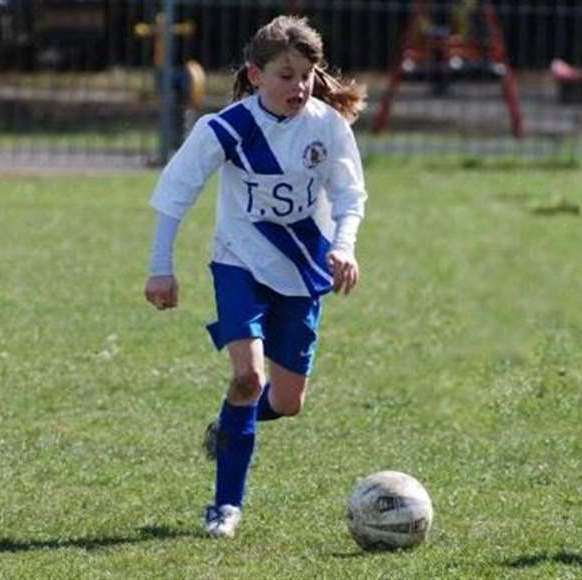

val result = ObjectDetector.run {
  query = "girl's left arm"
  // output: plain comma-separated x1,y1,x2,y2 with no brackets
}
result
325,117,367,295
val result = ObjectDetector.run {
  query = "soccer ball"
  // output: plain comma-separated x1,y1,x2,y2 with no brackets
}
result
347,470,433,551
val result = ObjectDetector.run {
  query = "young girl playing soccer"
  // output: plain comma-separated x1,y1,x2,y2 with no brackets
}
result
145,15,367,539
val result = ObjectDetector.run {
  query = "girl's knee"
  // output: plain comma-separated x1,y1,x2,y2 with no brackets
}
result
230,369,263,401
281,400,303,417
273,391,306,417
269,369,308,417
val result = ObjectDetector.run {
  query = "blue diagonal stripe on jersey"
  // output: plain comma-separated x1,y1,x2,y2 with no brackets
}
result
287,217,332,276
208,119,245,170
220,104,284,175
254,221,332,297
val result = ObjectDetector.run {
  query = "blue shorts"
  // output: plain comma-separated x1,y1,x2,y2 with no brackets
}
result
206,262,323,376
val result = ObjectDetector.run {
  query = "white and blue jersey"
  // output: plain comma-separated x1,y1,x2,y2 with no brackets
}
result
150,94,367,298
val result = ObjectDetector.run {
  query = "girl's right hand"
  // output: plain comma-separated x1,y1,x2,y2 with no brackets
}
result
144,275,179,310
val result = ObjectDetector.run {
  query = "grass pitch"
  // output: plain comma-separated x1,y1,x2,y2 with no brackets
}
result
0,159,581,579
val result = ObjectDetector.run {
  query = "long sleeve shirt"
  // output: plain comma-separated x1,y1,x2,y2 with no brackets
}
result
150,94,367,298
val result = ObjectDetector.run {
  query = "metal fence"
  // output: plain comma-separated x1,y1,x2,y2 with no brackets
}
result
1,0,582,169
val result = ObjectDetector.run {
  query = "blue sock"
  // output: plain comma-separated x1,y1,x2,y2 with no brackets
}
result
257,383,282,422
215,400,257,508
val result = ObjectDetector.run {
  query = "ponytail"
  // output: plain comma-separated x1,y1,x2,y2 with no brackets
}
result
313,66,367,124
232,65,254,102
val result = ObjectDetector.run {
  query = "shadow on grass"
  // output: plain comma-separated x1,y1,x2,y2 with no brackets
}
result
364,155,581,173
503,551,582,568
457,157,581,172
0,525,206,554
331,550,368,559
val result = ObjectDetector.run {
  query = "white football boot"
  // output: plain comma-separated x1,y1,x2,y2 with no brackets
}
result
204,504,242,539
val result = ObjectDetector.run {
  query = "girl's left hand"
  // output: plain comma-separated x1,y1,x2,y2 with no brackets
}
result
327,250,359,295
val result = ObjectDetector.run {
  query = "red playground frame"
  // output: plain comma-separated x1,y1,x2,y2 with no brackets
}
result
373,0,524,139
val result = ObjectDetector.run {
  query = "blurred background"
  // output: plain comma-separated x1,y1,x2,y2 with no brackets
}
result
1,0,582,169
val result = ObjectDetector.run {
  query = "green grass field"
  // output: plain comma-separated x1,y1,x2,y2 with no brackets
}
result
1,159,581,579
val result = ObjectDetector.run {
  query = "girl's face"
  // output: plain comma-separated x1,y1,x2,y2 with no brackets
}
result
248,49,315,117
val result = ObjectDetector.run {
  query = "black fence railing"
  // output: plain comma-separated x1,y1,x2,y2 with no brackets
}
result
1,0,582,168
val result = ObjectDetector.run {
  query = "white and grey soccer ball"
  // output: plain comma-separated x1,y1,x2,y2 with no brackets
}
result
347,470,433,551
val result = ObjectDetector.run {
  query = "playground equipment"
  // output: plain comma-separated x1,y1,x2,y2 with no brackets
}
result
551,59,582,104
135,11,206,156
373,0,524,138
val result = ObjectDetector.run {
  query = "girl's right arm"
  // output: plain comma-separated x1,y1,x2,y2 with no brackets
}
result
145,212,181,310
149,114,226,221
145,114,226,309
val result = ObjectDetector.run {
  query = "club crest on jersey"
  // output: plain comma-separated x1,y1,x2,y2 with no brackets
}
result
303,141,327,169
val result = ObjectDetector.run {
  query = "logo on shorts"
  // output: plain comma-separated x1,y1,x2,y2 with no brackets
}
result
303,141,327,169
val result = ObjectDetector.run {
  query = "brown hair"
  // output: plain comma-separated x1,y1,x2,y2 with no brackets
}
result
232,15,366,123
